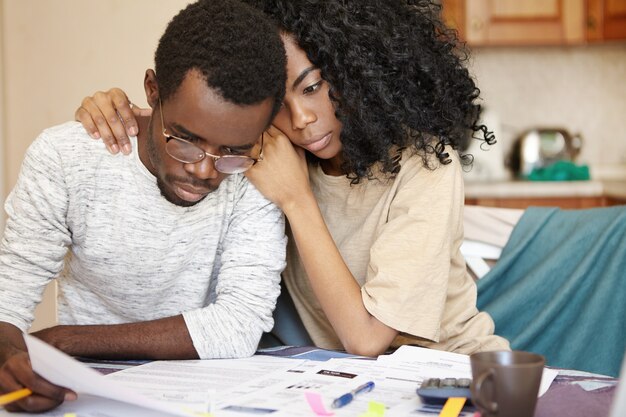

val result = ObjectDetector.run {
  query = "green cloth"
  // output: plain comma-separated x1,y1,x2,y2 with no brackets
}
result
527,160,590,181
477,206,626,377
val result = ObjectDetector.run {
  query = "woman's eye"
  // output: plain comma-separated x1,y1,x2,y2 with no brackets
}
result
303,81,322,95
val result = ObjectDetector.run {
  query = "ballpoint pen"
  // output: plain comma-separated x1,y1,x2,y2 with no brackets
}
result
331,381,375,408
0,388,33,407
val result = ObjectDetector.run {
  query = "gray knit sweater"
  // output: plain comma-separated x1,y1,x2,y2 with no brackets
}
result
0,122,286,358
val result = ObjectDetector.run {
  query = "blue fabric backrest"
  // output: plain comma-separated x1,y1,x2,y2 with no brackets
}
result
477,206,626,377
258,281,313,349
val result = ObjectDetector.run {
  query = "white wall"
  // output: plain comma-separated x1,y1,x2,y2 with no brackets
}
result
2,0,190,193
470,44,626,172
1,0,190,330
0,0,5,234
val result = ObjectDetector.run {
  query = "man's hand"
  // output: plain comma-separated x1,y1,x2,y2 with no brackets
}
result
0,323,76,412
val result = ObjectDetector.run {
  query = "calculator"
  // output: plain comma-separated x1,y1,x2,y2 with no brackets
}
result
416,377,473,406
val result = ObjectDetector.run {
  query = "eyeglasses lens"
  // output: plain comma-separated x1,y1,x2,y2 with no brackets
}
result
215,158,254,174
165,138,254,174
166,139,205,163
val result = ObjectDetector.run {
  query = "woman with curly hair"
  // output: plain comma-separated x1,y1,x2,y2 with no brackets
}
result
75,0,509,356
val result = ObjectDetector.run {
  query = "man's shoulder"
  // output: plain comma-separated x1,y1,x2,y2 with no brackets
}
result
33,121,107,156
227,174,274,206
209,174,281,222
41,120,89,136
22,121,125,185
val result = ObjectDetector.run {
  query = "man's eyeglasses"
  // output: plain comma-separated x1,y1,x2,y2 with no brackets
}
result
159,100,263,174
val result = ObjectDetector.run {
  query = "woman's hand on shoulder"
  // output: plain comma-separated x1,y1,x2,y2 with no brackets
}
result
74,88,151,155
246,125,312,212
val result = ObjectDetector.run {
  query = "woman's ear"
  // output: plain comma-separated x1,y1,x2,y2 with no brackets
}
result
143,69,159,109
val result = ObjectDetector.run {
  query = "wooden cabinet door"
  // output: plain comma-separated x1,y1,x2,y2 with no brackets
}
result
587,0,626,41
440,0,466,38
463,0,585,45
465,196,611,209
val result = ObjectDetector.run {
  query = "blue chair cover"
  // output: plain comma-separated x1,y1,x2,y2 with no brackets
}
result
477,206,626,377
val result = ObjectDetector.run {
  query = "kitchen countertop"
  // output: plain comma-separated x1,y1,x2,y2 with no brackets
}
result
465,179,626,200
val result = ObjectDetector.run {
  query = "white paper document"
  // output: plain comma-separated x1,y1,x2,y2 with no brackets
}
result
0,337,560,417
6,335,311,417
215,359,379,417
383,345,559,397
21,334,193,417
106,355,307,410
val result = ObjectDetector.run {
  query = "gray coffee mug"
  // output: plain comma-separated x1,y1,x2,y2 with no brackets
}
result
470,350,545,417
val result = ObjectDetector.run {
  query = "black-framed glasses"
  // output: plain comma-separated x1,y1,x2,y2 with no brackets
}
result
159,100,263,174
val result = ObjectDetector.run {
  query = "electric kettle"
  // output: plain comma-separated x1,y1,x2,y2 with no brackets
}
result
507,128,583,177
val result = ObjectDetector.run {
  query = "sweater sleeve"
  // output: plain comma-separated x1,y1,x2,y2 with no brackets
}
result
182,180,286,358
0,132,71,331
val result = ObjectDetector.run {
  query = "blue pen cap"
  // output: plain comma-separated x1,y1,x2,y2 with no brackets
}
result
356,381,375,394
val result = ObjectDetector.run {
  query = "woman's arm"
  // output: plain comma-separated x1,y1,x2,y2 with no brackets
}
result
75,88,150,154
246,127,398,357
286,190,399,356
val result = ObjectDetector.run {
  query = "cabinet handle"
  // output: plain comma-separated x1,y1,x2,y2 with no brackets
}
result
587,16,597,30
470,18,484,32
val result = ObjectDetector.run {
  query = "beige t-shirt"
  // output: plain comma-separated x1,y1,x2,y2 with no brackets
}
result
283,149,509,354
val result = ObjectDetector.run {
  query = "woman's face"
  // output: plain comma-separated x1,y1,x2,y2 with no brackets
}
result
272,35,343,161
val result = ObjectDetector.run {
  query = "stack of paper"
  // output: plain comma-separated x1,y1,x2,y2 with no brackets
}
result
6,336,558,417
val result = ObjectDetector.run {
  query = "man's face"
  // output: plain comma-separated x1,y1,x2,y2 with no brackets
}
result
142,69,273,207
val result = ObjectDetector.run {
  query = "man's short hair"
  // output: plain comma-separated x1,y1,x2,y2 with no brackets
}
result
155,0,286,120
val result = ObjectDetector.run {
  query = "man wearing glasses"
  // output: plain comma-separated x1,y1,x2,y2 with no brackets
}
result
0,0,287,412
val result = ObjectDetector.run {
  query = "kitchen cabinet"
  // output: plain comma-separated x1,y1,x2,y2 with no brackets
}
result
587,0,626,41
465,196,625,209
464,180,626,209
440,0,626,45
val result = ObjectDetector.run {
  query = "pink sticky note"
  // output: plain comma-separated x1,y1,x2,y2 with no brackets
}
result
304,392,335,416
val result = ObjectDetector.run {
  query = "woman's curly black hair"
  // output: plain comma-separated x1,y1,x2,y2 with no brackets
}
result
241,0,495,182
